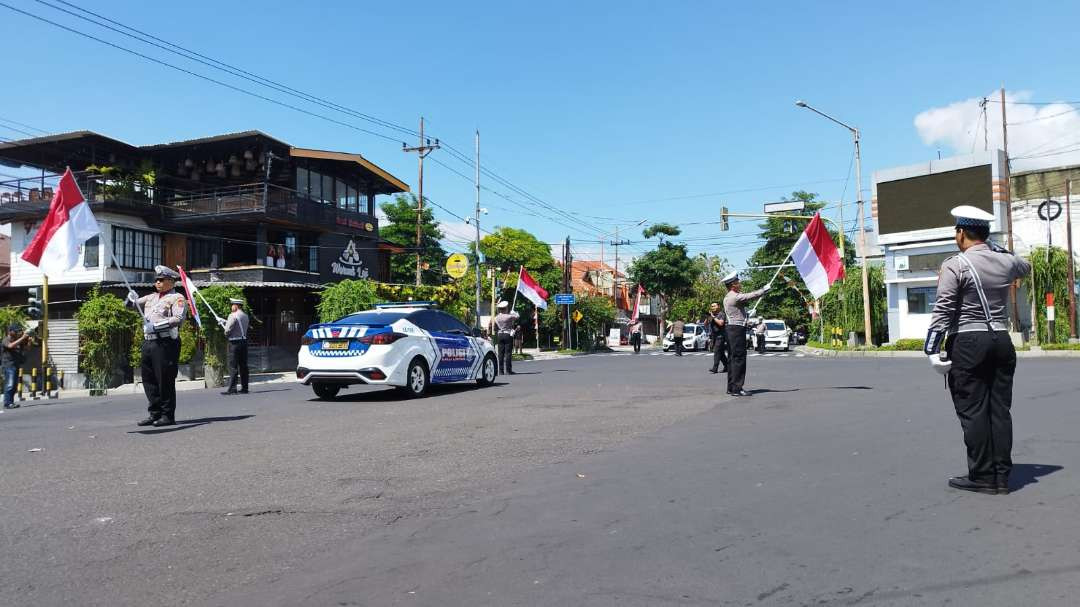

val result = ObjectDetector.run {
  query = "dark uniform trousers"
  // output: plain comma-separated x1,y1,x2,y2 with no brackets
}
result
947,331,1016,484
631,332,641,353
227,339,249,392
710,331,729,372
497,333,514,373
141,337,180,418
725,325,747,393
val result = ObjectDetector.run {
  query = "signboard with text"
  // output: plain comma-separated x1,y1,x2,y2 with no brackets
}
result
554,293,576,305
318,233,379,283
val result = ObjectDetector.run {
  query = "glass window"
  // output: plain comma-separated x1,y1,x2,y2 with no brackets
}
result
338,310,407,325
337,179,349,210
308,245,318,272
407,310,444,332
907,287,937,314
296,167,309,198
322,174,334,205
112,227,162,271
347,185,358,212
309,170,321,202
83,236,99,267
438,312,470,334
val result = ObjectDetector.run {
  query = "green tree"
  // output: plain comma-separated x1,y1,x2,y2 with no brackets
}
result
380,194,447,284
539,293,615,351
627,224,698,331
669,254,733,322
817,263,887,344
76,288,141,390
1025,246,1075,344
743,191,852,330
317,279,381,322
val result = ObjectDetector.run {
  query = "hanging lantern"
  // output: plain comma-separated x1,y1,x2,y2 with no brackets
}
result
184,157,194,168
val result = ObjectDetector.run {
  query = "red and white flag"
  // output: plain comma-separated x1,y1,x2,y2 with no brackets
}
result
631,285,644,322
21,169,100,277
516,266,549,309
177,265,203,329
790,212,845,298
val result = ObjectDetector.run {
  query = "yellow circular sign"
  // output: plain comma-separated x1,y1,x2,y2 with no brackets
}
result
445,253,469,279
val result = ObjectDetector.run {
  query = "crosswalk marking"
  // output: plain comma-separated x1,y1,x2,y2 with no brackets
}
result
611,351,803,358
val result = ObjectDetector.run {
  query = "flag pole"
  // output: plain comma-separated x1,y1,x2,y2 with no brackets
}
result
193,288,227,325
105,241,144,317
749,253,792,318
511,265,522,311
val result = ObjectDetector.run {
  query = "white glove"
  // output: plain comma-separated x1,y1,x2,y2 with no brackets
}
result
762,282,773,293
928,353,951,375
126,291,140,306
217,318,227,328
142,320,154,334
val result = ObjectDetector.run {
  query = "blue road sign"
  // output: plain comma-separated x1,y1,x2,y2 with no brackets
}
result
554,293,576,305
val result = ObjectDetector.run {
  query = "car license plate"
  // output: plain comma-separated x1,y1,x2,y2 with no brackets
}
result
323,340,350,350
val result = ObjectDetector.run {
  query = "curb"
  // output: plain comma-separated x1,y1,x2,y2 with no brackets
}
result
50,372,297,401
798,346,1080,359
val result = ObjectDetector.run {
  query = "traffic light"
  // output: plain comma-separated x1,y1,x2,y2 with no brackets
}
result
720,206,729,231
27,287,42,320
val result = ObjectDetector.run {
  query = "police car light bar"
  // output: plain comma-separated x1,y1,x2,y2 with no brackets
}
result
373,301,438,309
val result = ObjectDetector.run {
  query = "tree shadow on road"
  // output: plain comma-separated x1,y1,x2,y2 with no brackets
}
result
128,414,255,435
1009,463,1064,493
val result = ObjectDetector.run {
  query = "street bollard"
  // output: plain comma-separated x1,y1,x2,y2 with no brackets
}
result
16,367,23,401
46,367,54,399
30,368,38,400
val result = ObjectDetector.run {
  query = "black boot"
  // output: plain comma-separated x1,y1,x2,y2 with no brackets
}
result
152,416,176,427
136,416,159,426
947,476,998,495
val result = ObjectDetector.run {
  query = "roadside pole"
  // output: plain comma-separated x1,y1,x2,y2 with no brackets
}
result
1066,180,1077,340
41,275,48,393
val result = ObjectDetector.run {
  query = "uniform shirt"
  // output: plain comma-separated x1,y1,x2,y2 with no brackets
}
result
138,290,186,338
494,311,519,334
707,312,726,336
929,243,1031,333
224,309,250,341
630,321,643,335
723,287,768,326
672,320,685,337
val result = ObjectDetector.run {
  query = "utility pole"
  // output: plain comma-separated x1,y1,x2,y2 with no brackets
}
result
611,227,631,305
1066,180,1077,340
1001,86,1020,332
563,236,572,349
402,117,440,286
853,128,872,345
474,130,482,329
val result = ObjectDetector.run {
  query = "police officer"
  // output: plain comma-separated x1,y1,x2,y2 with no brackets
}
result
722,272,770,396
925,206,1031,495
220,298,250,396
131,266,186,426
707,302,729,374
494,301,519,375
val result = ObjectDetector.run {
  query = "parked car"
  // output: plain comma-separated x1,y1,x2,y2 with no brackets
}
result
296,302,498,400
662,323,708,351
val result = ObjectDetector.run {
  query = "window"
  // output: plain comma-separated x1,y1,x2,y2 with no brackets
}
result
112,227,162,271
308,245,318,272
337,178,349,210
908,252,952,272
438,312,471,334
408,310,446,333
189,238,221,269
309,170,322,202
296,167,309,198
907,287,937,314
83,235,99,268
322,174,334,205
347,185,358,212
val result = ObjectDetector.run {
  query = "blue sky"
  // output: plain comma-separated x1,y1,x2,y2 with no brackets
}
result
2,0,1079,267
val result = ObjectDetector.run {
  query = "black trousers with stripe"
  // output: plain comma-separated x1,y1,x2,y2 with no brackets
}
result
725,325,747,393
946,331,1016,483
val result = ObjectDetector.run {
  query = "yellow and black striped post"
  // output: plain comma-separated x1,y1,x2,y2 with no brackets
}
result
16,367,23,401
30,367,38,399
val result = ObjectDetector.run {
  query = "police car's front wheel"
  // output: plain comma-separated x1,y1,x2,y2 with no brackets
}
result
312,383,340,401
398,357,429,398
477,354,497,386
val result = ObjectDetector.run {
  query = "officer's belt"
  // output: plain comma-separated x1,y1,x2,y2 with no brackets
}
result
143,332,177,341
956,321,1008,332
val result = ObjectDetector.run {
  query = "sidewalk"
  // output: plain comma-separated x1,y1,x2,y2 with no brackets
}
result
798,345,1080,358
44,372,297,401
526,344,660,361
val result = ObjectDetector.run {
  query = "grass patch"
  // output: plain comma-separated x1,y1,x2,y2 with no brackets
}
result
1041,342,1080,351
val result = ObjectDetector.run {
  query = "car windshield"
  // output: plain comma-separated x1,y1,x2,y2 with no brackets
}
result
766,322,786,331
335,311,408,326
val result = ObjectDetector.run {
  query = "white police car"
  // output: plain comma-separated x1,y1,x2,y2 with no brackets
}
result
296,302,498,400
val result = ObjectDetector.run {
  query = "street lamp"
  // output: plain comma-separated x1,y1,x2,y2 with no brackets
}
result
795,99,873,345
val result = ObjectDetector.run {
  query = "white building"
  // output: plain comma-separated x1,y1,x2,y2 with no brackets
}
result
873,150,1010,341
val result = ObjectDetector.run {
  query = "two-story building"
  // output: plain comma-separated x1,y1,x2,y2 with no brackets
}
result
0,130,408,375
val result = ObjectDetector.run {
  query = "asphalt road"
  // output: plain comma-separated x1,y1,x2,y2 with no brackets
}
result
1,353,1078,606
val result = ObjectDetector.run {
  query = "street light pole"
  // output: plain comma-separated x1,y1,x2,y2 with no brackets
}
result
796,100,874,344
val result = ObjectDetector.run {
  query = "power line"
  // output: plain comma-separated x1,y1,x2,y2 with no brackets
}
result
0,116,49,134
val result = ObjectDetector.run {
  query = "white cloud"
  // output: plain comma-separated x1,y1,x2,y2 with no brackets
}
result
914,90,1080,171
439,221,478,252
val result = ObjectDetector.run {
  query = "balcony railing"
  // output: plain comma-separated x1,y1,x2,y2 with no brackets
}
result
0,172,377,232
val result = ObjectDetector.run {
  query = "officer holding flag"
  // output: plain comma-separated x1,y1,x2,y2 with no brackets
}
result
925,206,1031,495
131,266,186,426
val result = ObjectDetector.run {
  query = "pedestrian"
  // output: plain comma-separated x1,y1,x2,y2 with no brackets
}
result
707,302,729,374
671,319,685,356
925,206,1031,495
220,298,250,396
494,300,519,375
722,273,771,396
514,328,524,355
754,318,767,353
130,265,186,427
2,324,30,409
629,318,643,353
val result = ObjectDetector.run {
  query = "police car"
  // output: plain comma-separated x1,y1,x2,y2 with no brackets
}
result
296,302,498,400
